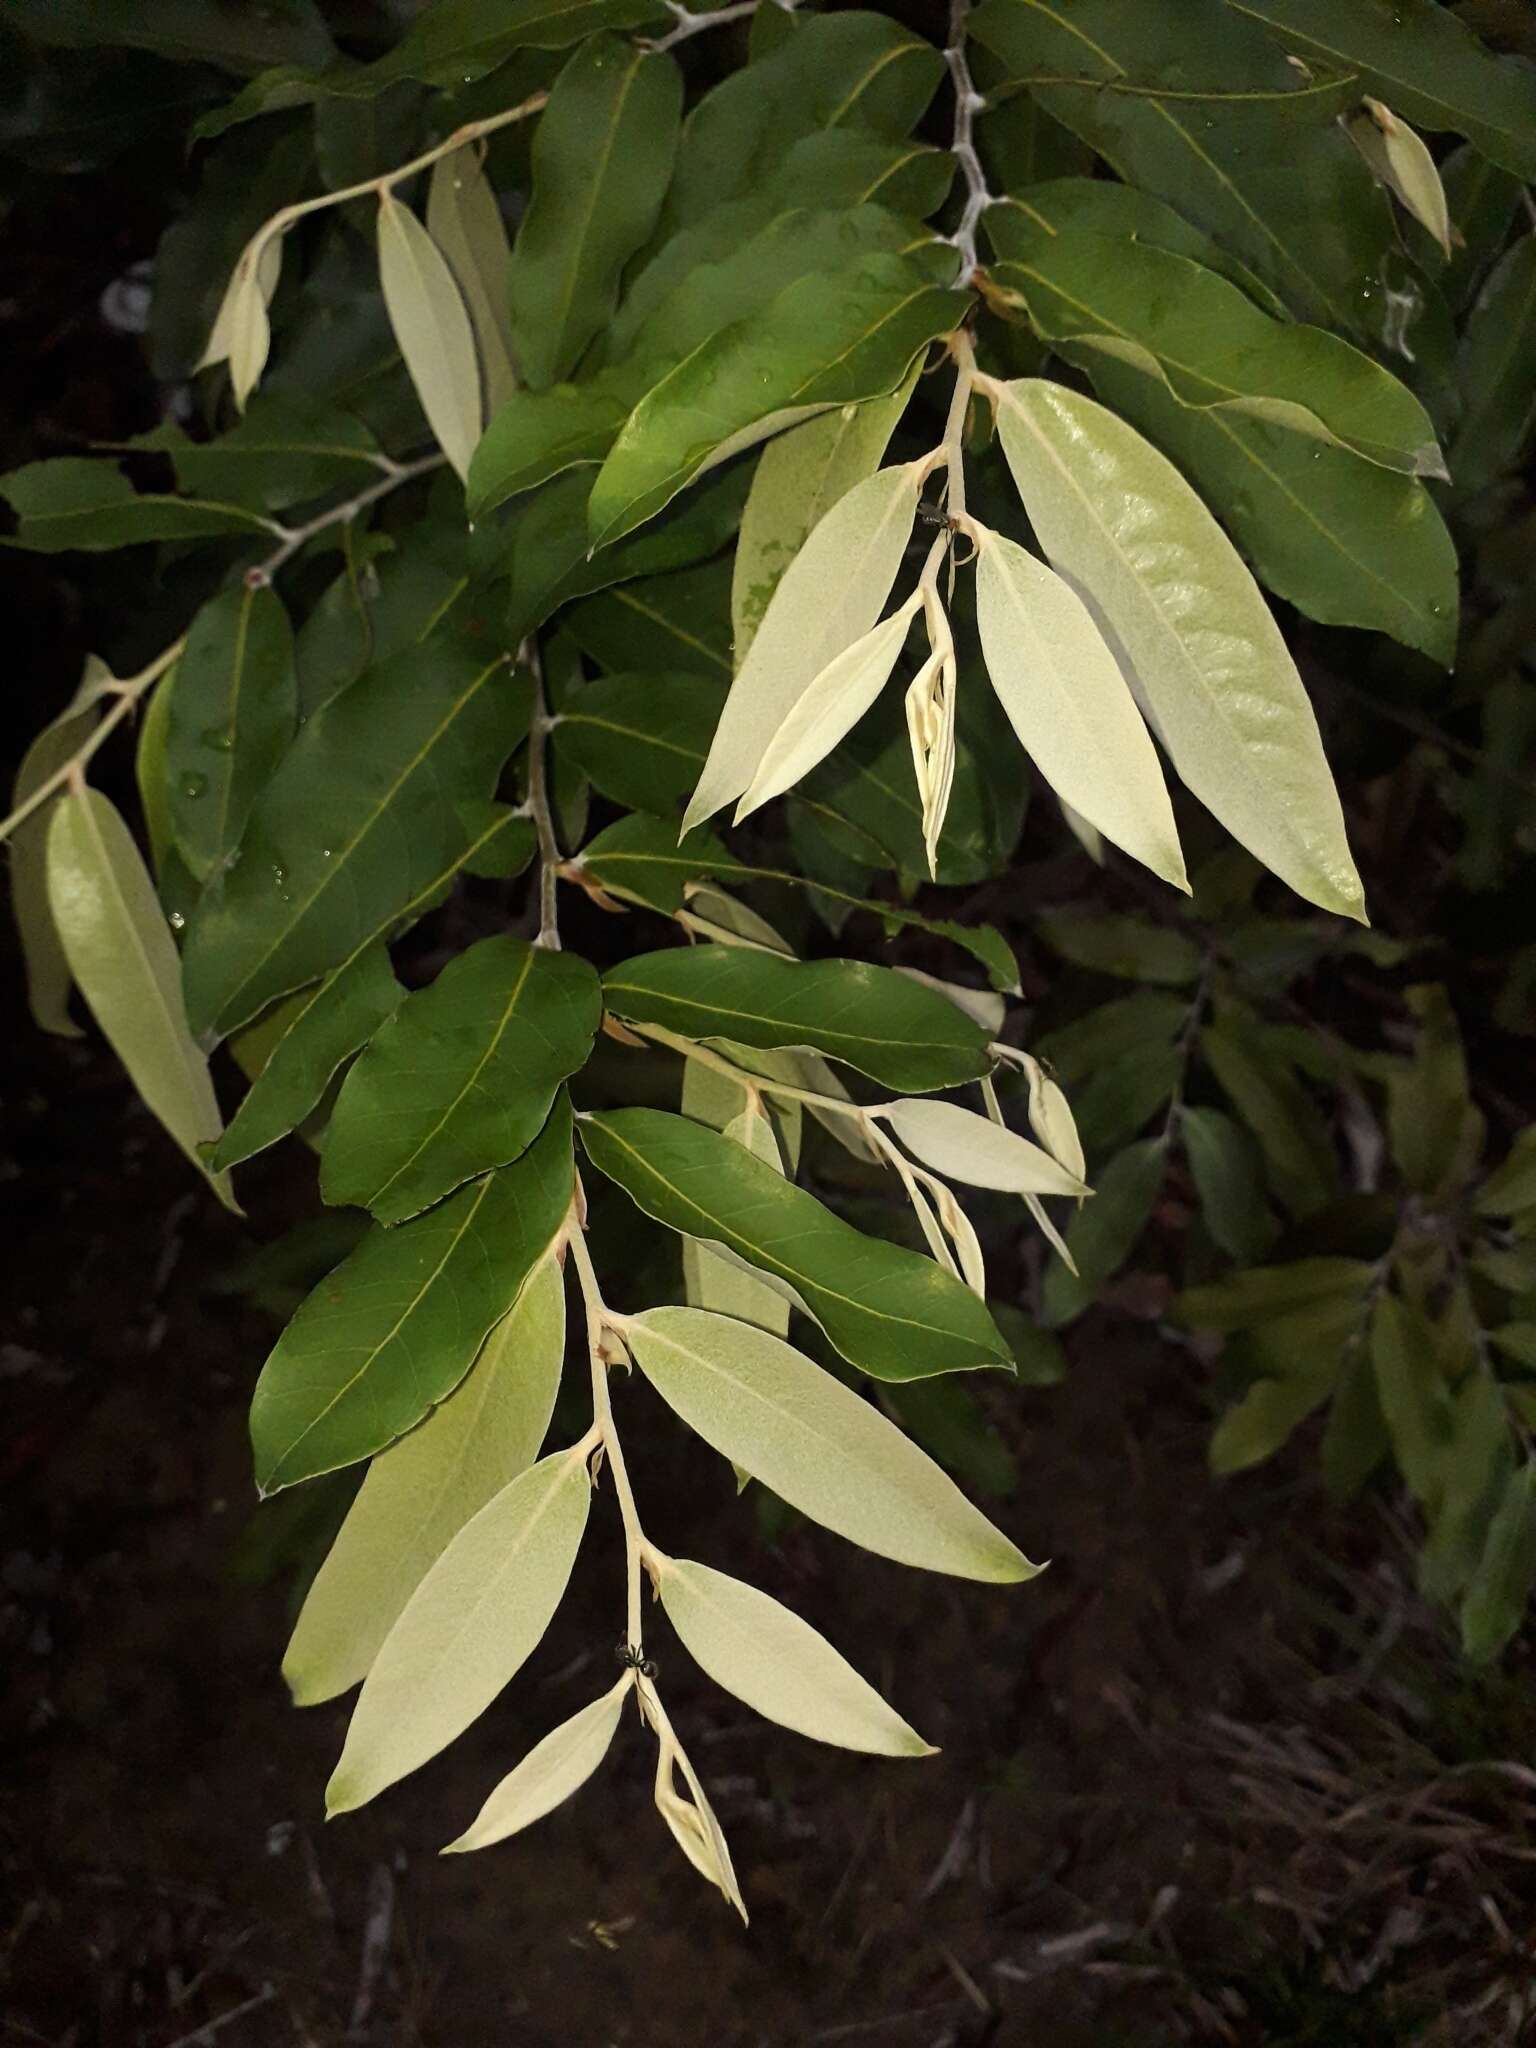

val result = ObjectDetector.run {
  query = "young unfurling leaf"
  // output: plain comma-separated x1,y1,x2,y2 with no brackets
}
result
376,192,482,480
656,1556,934,1756
684,462,923,830
988,377,1365,921
973,524,1186,890
443,1676,631,1854
199,233,283,410
627,1307,1037,1580
326,1445,592,1814
1347,99,1454,259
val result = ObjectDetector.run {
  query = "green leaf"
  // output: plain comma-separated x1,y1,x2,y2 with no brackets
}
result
989,378,1364,920
881,1098,1088,1200
1041,1138,1166,1326
1477,1130,1536,1217
1201,1011,1340,1217
685,461,921,828
662,10,945,228
251,1097,572,1493
732,376,916,662
376,193,482,480
283,1254,566,1705
1181,1105,1277,1263
321,938,601,1223
581,1109,1012,1382
1461,1462,1536,1664
426,145,518,417
1420,1370,1515,1606
361,0,666,90
625,1307,1034,1578
509,36,682,389
182,640,532,1038
1210,1372,1334,1475
9,656,117,1036
1087,355,1459,667
119,396,385,513
656,1556,933,1756
1385,985,1482,1201
45,790,234,1208
1228,0,1536,182
589,262,967,547
990,232,1444,477
880,1375,1019,1494
602,949,993,1093
971,0,1396,345
1451,235,1536,496
553,671,722,815
208,944,403,1174
325,1444,591,1813
1371,1293,1455,1513
443,1677,629,1853
0,457,276,552
5,0,334,73
1175,1257,1374,1332
1035,993,1187,1087
682,1078,793,1339
1035,910,1201,986
1439,144,1525,316
562,557,733,676
295,542,474,719
1321,1345,1389,1501
974,526,1185,889
1346,100,1452,260
167,583,297,884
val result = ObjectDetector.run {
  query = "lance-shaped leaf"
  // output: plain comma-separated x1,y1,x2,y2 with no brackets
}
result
285,1254,566,1706
10,655,118,1036
589,262,966,548
656,1556,933,1755
0,457,276,552
1346,100,1452,260
206,811,531,1171
322,938,601,1223
988,181,1458,665
1462,1463,1536,1665
46,790,234,1209
971,0,1394,346
198,233,284,409
626,1308,1035,1579
1041,1138,1167,1326
509,35,682,389
1020,1056,1085,1183
1036,910,1201,985
181,641,532,1038
208,945,403,1173
1439,144,1524,317
990,235,1444,477
326,1445,591,1813
426,147,517,415
602,948,993,1093
123,394,385,513
581,1109,1011,1381
738,595,920,821
879,1098,1088,1201
682,1080,792,1338
444,1676,630,1853
553,671,723,816
1180,1105,1276,1264
1452,237,1536,496
1229,0,1536,183
732,374,917,662
167,583,297,883
973,525,1184,890
685,461,922,830
376,192,481,480
990,377,1364,921
250,1097,573,1492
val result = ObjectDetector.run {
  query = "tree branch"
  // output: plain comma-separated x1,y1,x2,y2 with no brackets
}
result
945,0,995,288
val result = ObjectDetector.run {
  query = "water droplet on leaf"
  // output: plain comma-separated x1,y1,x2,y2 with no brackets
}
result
180,772,207,799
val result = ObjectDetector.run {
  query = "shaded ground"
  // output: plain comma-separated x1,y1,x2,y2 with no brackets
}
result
4,989,1532,2048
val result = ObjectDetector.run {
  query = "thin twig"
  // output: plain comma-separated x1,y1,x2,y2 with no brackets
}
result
643,0,798,56
0,639,184,844
523,639,562,950
945,0,995,287
248,452,445,585
568,1217,652,1650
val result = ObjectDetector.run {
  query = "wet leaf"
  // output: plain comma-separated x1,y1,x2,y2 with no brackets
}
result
0,457,275,551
